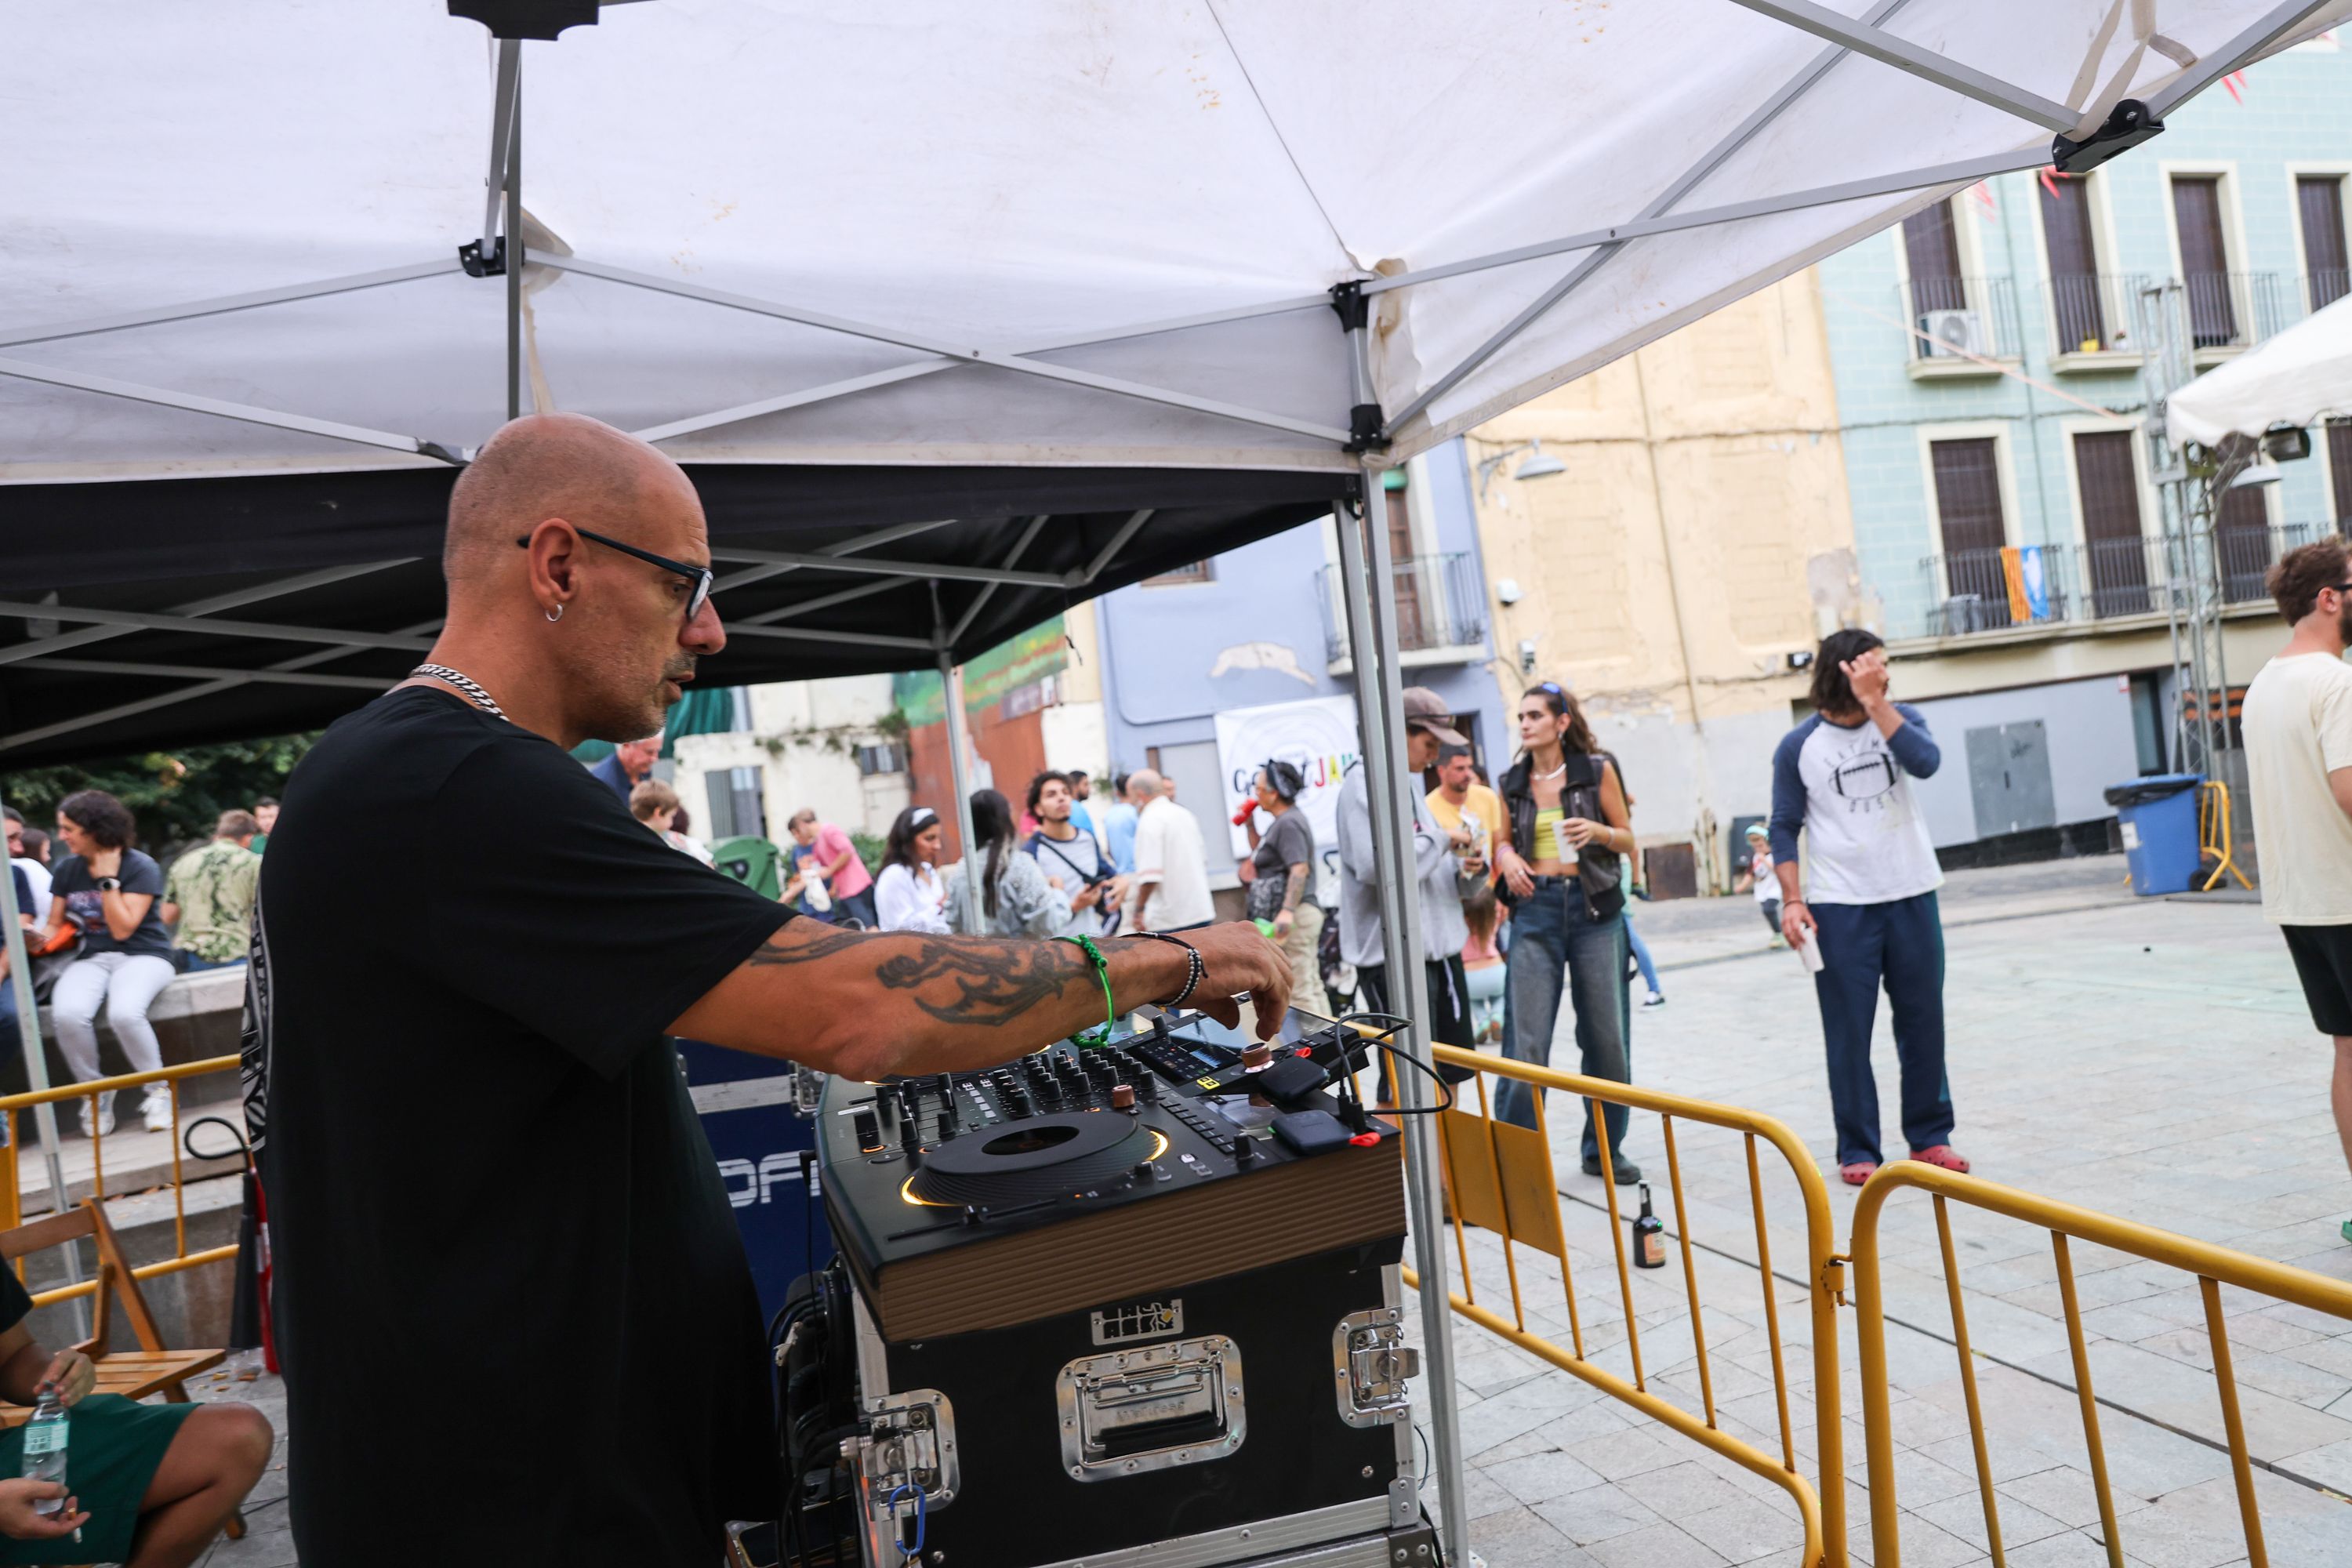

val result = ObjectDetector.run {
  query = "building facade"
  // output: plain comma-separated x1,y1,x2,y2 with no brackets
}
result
1817,32,2352,862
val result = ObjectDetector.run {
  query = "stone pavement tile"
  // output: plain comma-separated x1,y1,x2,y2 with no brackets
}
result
1528,1397,1638,1446
1917,1429,2082,1486
1533,1482,1665,1545
1997,1528,2151,1567
1863,1513,1985,1568
1581,1520,1732,1567
211,1521,302,1568
2107,1475,2341,1568
1567,1427,1700,1483
1457,1462,1526,1520
1998,1463,2155,1530
2016,1340,2352,1459
1460,1392,1570,1459
2271,1433,2352,1490
1912,1486,2073,1552
1614,1460,1751,1518
1483,1446,1609,1506
1842,1444,1976,1509
1467,1503,1601,1568
1673,1496,1809,1566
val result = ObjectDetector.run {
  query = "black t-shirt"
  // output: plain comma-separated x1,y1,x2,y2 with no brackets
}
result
0,1255,27,1335
49,850,172,959
251,688,793,1566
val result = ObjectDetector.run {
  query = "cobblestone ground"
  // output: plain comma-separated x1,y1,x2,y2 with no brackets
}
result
1409,853,2352,1567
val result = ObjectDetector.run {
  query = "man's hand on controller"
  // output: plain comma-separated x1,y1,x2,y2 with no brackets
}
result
1166,922,1293,1039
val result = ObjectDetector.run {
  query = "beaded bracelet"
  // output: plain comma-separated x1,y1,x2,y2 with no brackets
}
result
1054,934,1116,1047
1131,931,1205,1009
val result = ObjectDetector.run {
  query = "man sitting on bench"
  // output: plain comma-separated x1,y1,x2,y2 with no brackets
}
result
0,1264,270,1566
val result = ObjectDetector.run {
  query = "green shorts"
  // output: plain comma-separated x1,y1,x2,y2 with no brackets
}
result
0,1395,194,1563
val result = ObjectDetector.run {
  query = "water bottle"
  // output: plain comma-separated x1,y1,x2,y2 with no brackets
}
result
19,1388,68,1513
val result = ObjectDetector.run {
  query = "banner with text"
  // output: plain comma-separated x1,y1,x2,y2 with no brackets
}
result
1211,695,1360,907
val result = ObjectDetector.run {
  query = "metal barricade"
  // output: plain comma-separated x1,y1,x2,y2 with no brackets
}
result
0,1055,245,1306
1852,1160,2352,1568
1410,1042,1846,1568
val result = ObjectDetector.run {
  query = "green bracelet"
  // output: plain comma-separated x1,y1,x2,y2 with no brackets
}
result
1054,934,1116,1048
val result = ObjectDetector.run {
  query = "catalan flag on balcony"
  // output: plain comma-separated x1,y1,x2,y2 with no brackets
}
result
2002,546,2053,624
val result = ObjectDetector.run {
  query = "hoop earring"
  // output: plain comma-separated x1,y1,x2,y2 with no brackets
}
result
546,604,564,623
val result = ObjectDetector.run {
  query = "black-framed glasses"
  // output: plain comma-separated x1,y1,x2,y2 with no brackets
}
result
515,528,714,621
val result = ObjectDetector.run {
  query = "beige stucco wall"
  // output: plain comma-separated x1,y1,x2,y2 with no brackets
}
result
1465,270,1860,879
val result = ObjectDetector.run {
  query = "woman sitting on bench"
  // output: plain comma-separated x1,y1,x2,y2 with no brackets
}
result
0,1264,270,1567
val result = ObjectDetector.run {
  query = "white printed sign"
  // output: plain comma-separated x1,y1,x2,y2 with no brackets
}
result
1211,695,1361,906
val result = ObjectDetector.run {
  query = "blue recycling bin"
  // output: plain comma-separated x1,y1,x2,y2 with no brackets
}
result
2103,773,2204,895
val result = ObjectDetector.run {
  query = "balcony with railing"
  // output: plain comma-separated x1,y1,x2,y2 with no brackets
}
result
1318,553,1489,667
1896,276,2022,375
2035,271,2298,367
1900,523,2343,642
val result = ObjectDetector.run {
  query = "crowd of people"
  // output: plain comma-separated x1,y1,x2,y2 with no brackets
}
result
3,793,277,1138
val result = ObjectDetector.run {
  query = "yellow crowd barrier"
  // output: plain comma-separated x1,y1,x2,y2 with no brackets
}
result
1411,1041,1846,1568
0,1055,245,1307
1852,1160,2352,1568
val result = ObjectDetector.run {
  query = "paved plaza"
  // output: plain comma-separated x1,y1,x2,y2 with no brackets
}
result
1411,853,2352,1567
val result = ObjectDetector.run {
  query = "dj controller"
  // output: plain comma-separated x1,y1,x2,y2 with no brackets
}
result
789,1007,1435,1568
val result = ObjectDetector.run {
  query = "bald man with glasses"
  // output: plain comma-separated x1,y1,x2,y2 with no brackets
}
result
250,413,1290,1568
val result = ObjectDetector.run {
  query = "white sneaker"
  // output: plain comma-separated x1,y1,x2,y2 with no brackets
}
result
1642,991,1667,1009
142,1087,173,1134
82,1097,115,1138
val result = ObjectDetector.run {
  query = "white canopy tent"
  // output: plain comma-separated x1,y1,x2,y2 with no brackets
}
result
4,3,2346,1562
2168,291,2352,445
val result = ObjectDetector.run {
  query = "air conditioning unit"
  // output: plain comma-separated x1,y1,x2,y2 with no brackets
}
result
1919,308,1989,358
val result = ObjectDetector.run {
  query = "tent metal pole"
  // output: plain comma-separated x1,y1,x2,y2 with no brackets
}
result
0,356,457,461
1081,509,1158,583
506,60,524,423
1368,0,1914,437
538,256,1353,445
1378,143,2045,437
0,560,415,670
1726,0,2077,130
716,517,967,597
0,793,88,1331
709,548,1066,590
1333,489,1469,1565
0,616,445,757
934,589,985,935
14,659,391,691
2147,0,2339,117
1363,145,2045,300
737,576,905,626
481,40,521,263
0,260,459,350
949,515,1053,647
0,601,433,655
728,622,936,652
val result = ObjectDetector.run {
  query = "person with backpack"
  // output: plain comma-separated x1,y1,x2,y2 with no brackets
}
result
1023,771,1117,937
1241,759,1330,1017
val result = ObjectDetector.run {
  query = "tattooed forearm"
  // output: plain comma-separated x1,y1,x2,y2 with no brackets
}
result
875,938,1089,1025
744,926,1094,1027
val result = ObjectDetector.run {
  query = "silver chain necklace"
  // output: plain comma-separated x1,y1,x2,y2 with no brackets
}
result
408,664,509,723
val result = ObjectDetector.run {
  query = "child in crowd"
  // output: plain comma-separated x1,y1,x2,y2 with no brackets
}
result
1733,822,1783,945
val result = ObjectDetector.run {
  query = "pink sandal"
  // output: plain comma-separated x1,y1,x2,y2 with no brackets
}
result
1911,1145,1971,1174
1839,1161,1878,1187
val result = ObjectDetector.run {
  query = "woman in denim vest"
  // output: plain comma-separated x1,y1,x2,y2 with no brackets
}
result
1490,683,1642,1181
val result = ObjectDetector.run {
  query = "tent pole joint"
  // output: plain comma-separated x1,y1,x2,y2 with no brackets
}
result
459,237,508,278
1330,281,1389,454
2050,98,2163,175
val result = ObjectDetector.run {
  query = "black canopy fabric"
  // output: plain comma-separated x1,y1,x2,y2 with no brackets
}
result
0,463,1358,767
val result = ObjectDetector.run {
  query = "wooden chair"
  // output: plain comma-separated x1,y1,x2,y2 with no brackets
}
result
0,1200,244,1538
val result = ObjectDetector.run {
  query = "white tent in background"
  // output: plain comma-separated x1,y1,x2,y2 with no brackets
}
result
2168,292,2352,445
3,6,2347,1565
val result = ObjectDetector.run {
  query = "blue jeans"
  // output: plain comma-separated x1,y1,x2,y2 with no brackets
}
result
1494,878,1632,1164
1810,893,1954,1167
1624,913,1659,994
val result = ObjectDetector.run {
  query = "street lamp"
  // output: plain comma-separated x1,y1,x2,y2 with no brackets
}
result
1475,439,1569,499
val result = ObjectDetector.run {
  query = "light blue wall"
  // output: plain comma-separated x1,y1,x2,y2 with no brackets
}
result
1819,41,2352,638
1097,440,1504,774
